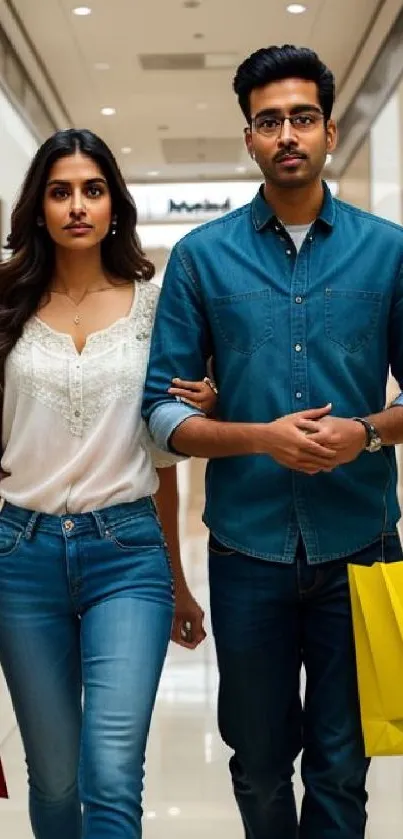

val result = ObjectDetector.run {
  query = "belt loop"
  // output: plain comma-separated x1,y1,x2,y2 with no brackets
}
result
25,512,40,541
92,510,106,538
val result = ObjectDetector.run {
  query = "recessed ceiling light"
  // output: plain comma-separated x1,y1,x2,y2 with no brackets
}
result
73,6,92,15
147,171,160,177
196,102,208,110
94,62,110,71
146,812,157,820
286,3,307,13
101,107,116,116
121,147,132,154
168,807,181,817
236,166,247,173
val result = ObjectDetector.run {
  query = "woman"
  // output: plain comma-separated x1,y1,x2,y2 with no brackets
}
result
0,128,214,838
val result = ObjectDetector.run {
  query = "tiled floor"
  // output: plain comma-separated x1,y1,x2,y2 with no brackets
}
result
1,529,403,837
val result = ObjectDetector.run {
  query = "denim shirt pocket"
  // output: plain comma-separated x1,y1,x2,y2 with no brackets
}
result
324,289,382,353
210,289,273,355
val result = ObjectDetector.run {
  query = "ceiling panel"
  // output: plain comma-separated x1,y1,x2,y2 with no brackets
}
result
2,0,388,181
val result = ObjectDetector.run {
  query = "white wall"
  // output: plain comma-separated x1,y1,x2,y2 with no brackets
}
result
0,88,38,744
370,87,403,533
370,93,402,224
0,86,38,248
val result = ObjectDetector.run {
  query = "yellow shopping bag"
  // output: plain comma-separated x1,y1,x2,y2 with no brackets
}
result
348,560,403,756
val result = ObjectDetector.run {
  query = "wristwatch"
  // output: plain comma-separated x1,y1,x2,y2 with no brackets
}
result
352,417,382,453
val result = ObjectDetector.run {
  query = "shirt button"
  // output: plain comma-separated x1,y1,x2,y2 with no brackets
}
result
295,296,302,304
296,392,302,399
295,344,302,352
74,410,81,417
286,249,292,256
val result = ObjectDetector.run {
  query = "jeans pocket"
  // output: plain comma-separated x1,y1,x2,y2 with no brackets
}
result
0,520,23,557
106,512,165,552
209,533,237,556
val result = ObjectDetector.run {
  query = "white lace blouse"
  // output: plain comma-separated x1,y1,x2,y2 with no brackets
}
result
0,281,177,514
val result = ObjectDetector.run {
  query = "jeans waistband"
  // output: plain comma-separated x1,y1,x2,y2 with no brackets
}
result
0,497,156,539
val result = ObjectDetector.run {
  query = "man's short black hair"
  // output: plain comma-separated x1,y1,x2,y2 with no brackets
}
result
233,45,335,123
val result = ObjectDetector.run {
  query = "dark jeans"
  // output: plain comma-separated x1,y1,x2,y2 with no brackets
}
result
209,532,402,839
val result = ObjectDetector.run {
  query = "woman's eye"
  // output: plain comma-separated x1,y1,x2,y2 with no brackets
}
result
51,188,69,200
86,186,103,198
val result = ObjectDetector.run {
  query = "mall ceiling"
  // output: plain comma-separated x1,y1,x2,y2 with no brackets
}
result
0,0,401,182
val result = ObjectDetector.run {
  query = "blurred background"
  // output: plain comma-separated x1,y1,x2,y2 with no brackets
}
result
0,1,403,835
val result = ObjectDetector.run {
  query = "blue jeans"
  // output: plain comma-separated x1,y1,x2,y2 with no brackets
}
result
0,498,174,839
209,532,402,839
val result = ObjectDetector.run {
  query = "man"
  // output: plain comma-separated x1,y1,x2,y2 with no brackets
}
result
142,44,403,838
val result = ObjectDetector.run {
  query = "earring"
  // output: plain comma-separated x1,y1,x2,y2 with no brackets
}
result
250,151,256,160
111,217,117,236
37,217,45,227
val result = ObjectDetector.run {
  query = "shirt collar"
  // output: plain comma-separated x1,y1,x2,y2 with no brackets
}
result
251,180,336,233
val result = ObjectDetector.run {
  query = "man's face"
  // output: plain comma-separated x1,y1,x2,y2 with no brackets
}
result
245,78,337,189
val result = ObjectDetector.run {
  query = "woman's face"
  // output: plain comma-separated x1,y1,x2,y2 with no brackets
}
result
42,151,113,251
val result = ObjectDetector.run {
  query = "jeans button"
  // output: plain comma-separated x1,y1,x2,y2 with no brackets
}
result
64,520,75,532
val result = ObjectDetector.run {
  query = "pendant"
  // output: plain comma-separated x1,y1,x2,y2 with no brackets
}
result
74,314,80,325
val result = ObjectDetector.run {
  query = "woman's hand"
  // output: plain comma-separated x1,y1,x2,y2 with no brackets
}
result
168,376,218,415
171,583,206,649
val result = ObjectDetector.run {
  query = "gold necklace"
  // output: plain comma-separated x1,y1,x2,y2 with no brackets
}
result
50,283,132,325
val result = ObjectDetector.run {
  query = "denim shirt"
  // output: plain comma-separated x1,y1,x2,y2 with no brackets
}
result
142,184,403,564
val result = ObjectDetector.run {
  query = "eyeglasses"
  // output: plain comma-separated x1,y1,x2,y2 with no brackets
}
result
250,110,324,137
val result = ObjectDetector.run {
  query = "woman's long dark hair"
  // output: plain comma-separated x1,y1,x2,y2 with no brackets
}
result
0,128,155,365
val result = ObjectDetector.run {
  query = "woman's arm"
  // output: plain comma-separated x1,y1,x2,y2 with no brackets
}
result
155,466,206,649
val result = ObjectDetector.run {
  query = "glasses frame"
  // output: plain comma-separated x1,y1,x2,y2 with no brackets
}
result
249,109,325,138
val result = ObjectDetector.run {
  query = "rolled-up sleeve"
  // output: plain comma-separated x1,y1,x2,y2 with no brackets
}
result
148,402,203,453
391,392,403,407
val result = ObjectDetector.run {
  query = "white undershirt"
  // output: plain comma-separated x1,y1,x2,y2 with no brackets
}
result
284,223,311,253
0,281,178,515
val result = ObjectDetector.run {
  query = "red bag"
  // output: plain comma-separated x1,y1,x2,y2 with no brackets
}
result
0,759,8,798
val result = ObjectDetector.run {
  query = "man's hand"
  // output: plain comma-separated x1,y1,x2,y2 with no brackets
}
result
309,416,367,467
262,404,338,474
